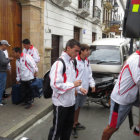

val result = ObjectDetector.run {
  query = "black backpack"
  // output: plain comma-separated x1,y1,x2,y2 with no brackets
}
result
43,58,77,99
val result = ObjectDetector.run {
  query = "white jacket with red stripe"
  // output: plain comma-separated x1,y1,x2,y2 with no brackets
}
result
76,55,95,94
23,45,40,63
16,53,38,82
50,52,76,107
111,51,140,105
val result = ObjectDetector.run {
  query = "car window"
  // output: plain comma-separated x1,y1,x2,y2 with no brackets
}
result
88,45,121,65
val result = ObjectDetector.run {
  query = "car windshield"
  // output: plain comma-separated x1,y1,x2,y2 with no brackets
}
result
88,45,121,65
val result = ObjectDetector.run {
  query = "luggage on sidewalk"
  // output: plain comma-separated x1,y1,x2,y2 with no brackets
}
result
11,84,23,105
30,78,43,98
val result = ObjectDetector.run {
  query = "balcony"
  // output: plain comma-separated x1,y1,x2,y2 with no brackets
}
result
103,1,113,10
102,21,111,33
52,0,72,7
110,24,121,35
92,6,101,24
78,0,90,18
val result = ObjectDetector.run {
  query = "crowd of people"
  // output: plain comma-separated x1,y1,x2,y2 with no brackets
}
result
0,38,139,139
0,39,40,109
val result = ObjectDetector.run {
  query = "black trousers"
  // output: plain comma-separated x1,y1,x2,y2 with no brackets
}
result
20,80,33,104
48,105,75,140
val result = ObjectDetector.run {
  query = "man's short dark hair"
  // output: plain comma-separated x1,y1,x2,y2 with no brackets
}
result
65,39,80,50
13,47,22,54
79,44,90,54
22,39,31,45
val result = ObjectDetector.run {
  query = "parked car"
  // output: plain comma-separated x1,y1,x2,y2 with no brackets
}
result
87,38,130,107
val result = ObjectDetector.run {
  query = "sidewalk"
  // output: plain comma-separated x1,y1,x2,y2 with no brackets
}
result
0,88,53,139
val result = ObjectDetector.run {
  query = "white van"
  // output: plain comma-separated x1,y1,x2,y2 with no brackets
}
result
88,38,130,79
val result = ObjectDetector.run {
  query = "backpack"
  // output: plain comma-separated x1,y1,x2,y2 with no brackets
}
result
43,58,77,99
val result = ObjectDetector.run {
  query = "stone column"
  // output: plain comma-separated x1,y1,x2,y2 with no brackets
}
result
19,0,45,77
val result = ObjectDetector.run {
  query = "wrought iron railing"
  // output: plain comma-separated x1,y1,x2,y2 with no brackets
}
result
93,6,101,19
78,0,90,11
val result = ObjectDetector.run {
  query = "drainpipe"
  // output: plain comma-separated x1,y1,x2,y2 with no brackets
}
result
129,38,134,55
120,0,125,11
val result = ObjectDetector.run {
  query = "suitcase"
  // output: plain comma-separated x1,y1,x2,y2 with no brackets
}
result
30,78,43,98
11,84,23,105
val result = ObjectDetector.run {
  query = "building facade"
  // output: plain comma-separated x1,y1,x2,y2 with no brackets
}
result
0,0,127,87
44,0,103,71
0,0,44,86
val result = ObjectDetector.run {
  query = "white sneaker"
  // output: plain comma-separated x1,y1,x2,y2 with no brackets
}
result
0,103,4,106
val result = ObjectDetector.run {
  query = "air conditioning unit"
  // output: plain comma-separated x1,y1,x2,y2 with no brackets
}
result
78,9,90,18
52,0,72,7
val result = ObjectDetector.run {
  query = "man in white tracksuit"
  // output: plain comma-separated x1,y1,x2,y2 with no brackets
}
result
72,44,95,138
13,47,38,109
48,39,82,140
22,39,40,63
101,50,140,140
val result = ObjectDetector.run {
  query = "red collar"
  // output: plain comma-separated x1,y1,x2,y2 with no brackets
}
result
77,55,88,61
136,50,140,55
29,45,33,50
77,55,81,61
21,53,24,57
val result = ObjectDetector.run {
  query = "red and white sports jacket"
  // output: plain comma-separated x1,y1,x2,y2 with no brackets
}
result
16,53,38,82
111,51,140,105
76,55,95,94
50,52,76,107
23,45,40,63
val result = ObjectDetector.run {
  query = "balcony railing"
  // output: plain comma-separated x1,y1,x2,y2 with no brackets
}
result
79,0,90,11
103,0,113,10
78,0,90,18
92,6,101,24
52,0,72,7
93,6,101,19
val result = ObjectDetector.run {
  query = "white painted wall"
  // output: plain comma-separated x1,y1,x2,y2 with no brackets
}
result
44,0,102,50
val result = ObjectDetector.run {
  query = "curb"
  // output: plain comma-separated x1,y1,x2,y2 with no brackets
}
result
2,103,53,139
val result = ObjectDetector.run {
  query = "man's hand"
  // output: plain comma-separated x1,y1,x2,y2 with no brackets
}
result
91,87,95,93
80,88,88,95
75,90,78,96
16,81,20,84
74,80,82,87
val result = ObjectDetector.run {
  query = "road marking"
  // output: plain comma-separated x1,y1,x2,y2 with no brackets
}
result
14,111,53,140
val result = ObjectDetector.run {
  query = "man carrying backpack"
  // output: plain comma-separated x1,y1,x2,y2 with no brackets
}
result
48,39,82,140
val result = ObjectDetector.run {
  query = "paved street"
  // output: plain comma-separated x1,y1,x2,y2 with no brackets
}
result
15,102,139,140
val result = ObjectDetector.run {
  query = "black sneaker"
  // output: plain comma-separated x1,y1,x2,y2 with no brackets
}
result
72,127,78,138
76,123,86,130
133,127,140,136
